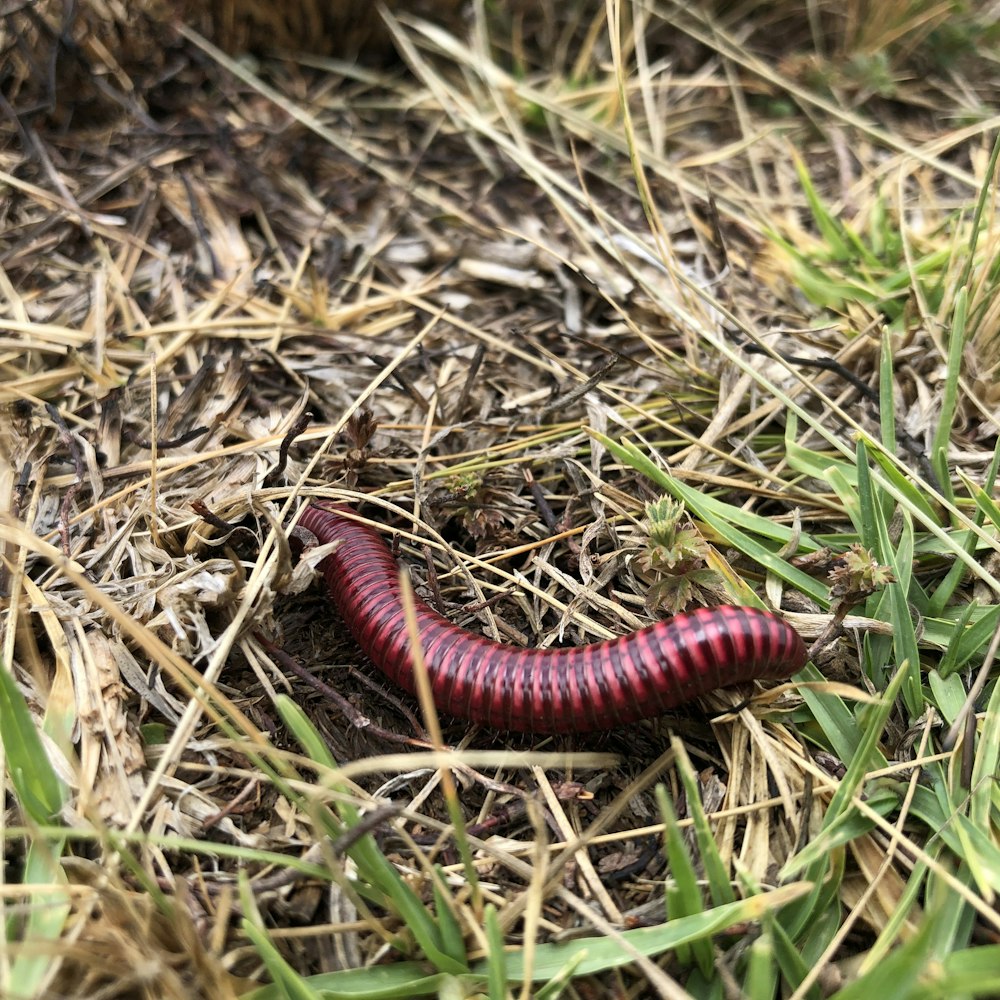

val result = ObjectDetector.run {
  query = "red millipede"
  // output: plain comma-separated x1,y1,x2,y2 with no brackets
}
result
298,503,807,734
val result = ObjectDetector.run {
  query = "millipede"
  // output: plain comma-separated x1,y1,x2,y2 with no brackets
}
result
297,503,807,733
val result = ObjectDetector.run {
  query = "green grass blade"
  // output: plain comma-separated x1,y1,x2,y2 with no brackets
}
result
671,738,735,907
885,514,922,714
791,152,853,262
743,930,779,1000
246,887,814,1000
930,285,966,505
794,662,869,764
779,784,899,874
955,131,1000,293
865,442,940,528
925,861,978,957
782,412,854,484
859,860,929,972
927,668,971,724
828,916,934,1000
8,837,71,1000
598,430,821,546
937,603,1000,679
276,693,339,770
243,918,326,1000
856,444,922,713
878,327,896,456
431,866,468,969
776,844,847,947
492,886,812,982
483,904,508,1000
683,965,724,998
957,466,1000,534
246,963,457,1000
855,438,880,552
783,664,909,881
931,946,1000,998
0,659,66,823
930,439,1000,614
798,901,844,968
766,907,821,999
823,661,908,822
970,667,1000,829
664,884,693,966
657,784,713,977
533,951,586,1000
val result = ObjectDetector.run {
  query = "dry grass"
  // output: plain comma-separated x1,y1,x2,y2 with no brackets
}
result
2,1,1000,997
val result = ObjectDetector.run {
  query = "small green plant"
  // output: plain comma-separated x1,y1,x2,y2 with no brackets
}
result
637,497,723,612
767,147,1000,353
767,154,944,325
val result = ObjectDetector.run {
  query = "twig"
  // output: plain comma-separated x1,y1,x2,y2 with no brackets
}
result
263,411,313,487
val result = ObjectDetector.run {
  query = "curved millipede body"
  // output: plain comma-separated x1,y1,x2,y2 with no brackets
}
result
298,503,807,733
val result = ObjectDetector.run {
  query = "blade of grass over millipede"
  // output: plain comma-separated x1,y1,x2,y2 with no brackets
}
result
398,570,484,924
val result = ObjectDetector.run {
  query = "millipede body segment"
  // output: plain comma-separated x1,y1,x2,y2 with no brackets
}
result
298,504,807,733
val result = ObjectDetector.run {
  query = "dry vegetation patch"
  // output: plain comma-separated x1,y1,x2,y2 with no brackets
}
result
2,1,1000,997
